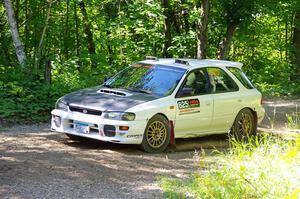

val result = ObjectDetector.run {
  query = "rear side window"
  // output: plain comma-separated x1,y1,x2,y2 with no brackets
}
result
227,67,255,89
207,67,239,93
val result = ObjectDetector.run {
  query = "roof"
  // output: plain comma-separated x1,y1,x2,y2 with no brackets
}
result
138,58,243,70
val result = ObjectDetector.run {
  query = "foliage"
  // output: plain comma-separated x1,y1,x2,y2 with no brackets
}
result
286,109,300,129
0,59,107,123
1,0,300,123
160,134,300,199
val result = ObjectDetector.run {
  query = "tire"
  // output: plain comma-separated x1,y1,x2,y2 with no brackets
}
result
141,115,170,153
65,133,85,141
230,108,256,141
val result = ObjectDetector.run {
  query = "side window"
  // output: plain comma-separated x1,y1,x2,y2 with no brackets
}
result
207,67,239,93
177,69,210,97
227,67,255,89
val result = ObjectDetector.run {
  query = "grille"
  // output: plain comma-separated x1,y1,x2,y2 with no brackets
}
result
69,106,102,116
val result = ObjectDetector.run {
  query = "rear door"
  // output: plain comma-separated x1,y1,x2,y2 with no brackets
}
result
206,67,241,133
174,68,214,137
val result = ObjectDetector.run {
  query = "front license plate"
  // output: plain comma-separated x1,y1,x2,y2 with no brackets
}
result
74,122,89,134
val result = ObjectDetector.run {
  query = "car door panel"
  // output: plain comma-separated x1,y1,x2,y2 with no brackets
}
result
211,92,241,133
174,95,213,137
173,68,214,138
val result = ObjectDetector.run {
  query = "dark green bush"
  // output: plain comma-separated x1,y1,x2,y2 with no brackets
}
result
0,61,110,124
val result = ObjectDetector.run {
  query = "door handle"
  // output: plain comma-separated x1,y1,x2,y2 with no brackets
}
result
205,102,211,106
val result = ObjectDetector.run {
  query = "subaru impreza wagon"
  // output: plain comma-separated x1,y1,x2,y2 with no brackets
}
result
51,58,265,153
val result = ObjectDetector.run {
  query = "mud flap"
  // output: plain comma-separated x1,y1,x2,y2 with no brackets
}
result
169,120,176,146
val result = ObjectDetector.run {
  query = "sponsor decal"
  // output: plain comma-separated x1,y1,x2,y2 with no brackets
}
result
131,63,153,68
127,134,143,138
177,99,200,115
189,99,200,108
178,109,200,115
177,99,200,109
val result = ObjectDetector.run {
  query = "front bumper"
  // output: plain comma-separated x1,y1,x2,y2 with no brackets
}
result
51,109,146,144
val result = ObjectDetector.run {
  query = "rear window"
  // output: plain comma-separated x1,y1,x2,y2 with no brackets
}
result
227,67,255,89
207,67,239,93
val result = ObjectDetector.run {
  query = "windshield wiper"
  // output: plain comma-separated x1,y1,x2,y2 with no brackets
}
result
103,84,113,88
126,87,152,95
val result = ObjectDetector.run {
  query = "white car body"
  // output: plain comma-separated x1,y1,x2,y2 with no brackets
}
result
51,59,265,145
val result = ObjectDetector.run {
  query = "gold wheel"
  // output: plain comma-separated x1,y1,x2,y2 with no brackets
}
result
237,113,253,136
231,109,255,141
146,121,167,148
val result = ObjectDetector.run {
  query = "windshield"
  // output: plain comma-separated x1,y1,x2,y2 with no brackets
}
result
105,64,186,97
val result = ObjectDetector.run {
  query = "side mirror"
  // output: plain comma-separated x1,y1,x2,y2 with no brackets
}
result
178,87,193,97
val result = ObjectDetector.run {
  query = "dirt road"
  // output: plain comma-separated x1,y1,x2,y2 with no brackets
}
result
0,98,299,199
1,125,223,199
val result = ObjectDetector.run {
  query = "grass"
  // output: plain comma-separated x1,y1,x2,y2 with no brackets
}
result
160,134,300,199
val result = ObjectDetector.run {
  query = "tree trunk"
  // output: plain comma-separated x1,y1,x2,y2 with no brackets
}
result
106,30,113,66
196,0,209,59
162,0,172,58
4,0,26,66
45,59,52,84
218,23,238,60
292,11,300,80
24,0,29,54
285,21,288,61
64,0,70,60
78,0,96,55
0,17,12,65
74,2,81,69
34,0,52,74
181,0,189,34
14,0,19,26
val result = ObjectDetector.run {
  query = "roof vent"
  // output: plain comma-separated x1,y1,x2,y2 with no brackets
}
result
145,56,158,61
175,59,189,66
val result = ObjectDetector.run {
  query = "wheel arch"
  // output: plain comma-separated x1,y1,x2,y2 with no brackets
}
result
148,113,176,146
155,113,169,122
231,107,258,134
141,113,172,153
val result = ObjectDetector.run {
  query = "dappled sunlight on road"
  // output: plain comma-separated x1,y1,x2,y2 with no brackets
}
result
0,124,227,198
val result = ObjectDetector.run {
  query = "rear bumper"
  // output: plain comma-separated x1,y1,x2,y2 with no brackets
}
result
256,106,265,124
51,109,146,144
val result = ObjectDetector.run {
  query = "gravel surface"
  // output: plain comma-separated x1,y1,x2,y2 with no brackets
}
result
0,98,299,199
0,124,219,199
260,98,300,130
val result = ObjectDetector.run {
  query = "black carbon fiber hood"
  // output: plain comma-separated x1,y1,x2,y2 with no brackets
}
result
61,86,158,111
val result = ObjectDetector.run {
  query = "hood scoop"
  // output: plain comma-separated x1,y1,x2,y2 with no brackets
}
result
97,88,132,97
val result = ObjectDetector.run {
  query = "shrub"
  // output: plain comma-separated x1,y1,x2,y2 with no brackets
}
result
0,61,111,124
161,134,300,199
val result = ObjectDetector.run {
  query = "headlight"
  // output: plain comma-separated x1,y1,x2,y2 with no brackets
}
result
55,99,68,111
103,112,135,121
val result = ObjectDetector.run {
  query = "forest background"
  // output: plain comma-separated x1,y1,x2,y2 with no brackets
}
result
1,0,300,123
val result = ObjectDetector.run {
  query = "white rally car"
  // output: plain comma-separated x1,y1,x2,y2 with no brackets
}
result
51,58,265,153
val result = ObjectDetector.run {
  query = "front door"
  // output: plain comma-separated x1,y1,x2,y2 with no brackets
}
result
174,69,213,137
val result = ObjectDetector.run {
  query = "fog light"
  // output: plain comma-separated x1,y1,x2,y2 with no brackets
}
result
53,115,61,127
103,125,116,137
119,126,129,131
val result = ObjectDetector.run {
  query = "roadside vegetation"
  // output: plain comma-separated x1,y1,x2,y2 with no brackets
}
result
161,134,300,199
